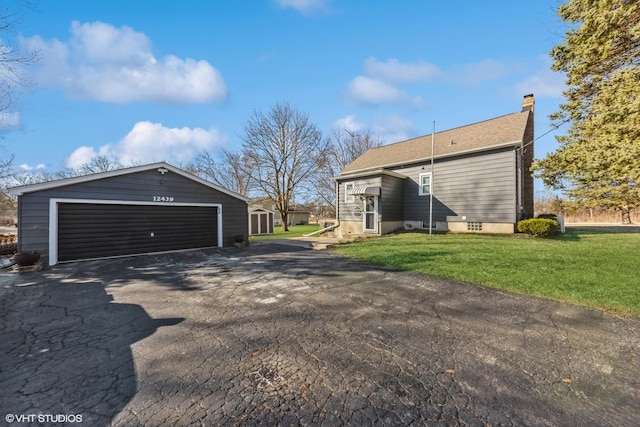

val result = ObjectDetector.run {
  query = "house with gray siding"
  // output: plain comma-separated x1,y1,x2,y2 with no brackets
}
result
334,95,535,238
249,198,311,226
9,162,250,265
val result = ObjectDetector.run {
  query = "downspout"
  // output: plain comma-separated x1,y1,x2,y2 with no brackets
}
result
16,195,22,253
516,147,523,221
334,179,340,231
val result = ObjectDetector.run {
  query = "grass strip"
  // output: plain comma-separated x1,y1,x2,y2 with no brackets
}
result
334,231,639,316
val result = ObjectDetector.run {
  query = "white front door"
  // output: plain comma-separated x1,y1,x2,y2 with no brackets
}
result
363,196,378,233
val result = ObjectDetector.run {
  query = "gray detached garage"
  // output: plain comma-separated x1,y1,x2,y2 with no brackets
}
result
9,162,250,265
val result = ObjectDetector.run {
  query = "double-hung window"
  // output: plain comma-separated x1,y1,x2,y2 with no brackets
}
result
345,182,355,203
418,172,431,196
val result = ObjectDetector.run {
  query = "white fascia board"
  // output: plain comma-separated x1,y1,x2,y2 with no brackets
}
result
9,161,251,203
334,169,407,181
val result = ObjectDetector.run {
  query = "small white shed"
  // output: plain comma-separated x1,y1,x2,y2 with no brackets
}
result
249,208,274,235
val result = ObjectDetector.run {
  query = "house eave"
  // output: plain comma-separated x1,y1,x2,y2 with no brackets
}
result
338,139,523,178
249,207,276,214
335,169,408,181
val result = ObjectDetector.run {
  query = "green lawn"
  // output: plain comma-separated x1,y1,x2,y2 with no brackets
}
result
249,224,320,241
334,230,640,316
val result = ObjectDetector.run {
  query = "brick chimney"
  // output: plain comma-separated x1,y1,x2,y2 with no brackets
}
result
522,94,534,112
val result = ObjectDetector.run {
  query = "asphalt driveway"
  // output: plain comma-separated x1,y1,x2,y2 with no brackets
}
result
1,242,638,426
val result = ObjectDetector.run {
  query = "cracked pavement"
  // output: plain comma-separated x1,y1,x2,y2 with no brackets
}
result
1,242,638,426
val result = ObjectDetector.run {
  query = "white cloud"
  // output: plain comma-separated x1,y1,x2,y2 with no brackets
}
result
19,163,46,171
345,58,432,106
116,121,226,165
69,20,152,65
66,146,99,169
363,57,442,84
0,111,20,129
373,114,414,143
66,121,227,168
22,21,227,104
334,115,365,132
515,67,565,98
333,114,413,144
274,0,330,15
346,56,558,106
346,76,424,106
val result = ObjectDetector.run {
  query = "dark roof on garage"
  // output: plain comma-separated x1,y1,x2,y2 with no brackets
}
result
8,162,251,202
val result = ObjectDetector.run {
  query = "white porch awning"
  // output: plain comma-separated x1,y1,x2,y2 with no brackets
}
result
347,186,381,196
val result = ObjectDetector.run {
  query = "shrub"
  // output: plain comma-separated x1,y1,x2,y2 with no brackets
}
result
536,213,558,220
517,218,559,237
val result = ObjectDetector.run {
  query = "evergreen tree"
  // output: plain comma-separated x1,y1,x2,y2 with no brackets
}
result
533,0,640,223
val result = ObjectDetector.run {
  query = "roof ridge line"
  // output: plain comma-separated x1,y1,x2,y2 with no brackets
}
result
369,110,527,150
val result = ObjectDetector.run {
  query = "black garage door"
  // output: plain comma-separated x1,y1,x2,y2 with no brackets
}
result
58,203,218,262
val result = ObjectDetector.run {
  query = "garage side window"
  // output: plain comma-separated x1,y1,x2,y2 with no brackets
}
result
345,182,355,203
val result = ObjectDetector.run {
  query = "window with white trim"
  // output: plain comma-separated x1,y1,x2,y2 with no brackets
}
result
345,182,355,203
418,173,431,196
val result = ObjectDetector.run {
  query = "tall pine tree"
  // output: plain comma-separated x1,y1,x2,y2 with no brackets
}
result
534,0,640,223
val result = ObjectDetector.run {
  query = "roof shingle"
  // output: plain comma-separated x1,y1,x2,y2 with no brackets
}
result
340,110,531,175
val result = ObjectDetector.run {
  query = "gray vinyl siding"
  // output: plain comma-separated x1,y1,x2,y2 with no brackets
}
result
380,175,404,222
394,148,517,223
17,169,248,263
337,176,381,221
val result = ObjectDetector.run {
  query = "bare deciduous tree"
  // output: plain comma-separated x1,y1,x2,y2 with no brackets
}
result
1,0,37,120
5,167,73,188
0,1,38,186
0,189,15,218
316,128,384,211
77,156,124,174
241,102,326,232
190,149,254,196
6,157,121,188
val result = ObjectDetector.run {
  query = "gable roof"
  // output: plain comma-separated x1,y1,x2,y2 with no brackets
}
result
340,110,531,176
249,197,312,213
249,207,276,214
8,161,251,203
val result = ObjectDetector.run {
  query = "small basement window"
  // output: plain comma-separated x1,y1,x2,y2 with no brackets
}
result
467,222,483,231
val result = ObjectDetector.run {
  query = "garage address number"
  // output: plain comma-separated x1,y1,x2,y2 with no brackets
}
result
153,196,174,202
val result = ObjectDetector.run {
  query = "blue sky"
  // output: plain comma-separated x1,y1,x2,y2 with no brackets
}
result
2,0,566,190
